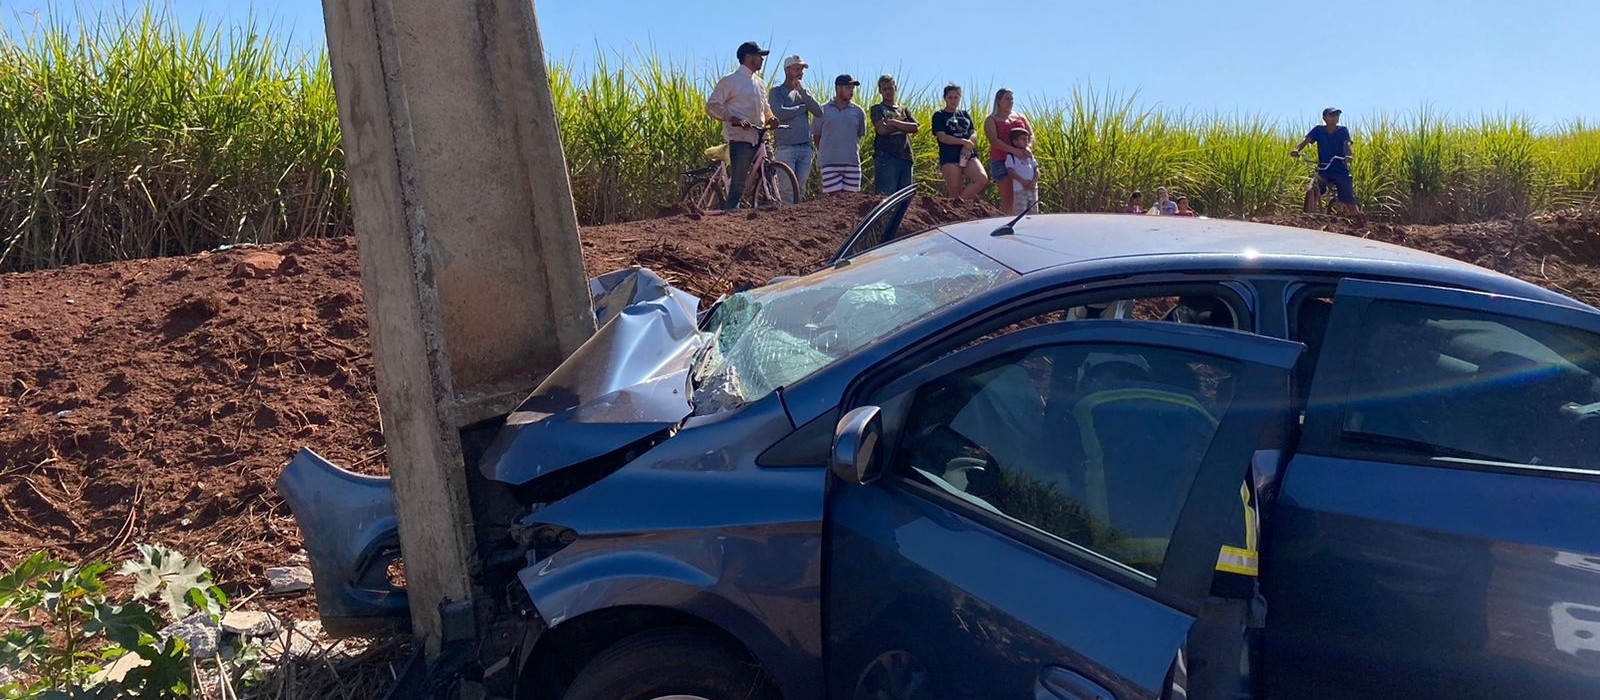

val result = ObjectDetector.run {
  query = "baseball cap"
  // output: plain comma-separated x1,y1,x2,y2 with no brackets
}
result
782,55,808,69
736,41,769,60
1322,107,1342,116
834,74,861,86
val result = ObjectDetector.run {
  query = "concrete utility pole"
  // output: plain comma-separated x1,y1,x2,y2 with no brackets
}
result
321,0,593,656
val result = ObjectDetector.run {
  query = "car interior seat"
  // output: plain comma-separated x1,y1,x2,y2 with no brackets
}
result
1169,295,1237,329
1065,359,1219,574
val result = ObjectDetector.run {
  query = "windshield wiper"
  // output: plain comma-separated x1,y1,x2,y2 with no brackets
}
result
1340,430,1508,463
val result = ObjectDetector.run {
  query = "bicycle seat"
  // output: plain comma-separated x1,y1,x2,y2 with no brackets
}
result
704,144,729,163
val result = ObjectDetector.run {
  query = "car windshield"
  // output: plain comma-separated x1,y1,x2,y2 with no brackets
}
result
690,233,1017,415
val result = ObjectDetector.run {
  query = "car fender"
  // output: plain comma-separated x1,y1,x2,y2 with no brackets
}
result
518,539,799,693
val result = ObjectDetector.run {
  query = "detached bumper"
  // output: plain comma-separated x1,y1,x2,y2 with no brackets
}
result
276,449,409,636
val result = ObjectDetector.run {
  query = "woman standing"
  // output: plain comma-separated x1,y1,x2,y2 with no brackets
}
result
984,88,1032,215
931,84,987,200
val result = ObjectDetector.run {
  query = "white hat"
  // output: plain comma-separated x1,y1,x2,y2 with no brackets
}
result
782,55,808,69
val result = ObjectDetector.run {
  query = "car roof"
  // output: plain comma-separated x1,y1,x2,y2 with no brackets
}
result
937,213,1582,307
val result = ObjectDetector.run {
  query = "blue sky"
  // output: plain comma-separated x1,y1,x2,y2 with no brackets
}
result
9,0,1599,125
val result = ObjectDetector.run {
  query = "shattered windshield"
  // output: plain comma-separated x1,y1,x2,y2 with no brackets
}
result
691,233,1017,414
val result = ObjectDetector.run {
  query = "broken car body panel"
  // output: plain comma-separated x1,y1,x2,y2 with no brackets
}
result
279,268,705,633
275,449,407,636
481,268,704,487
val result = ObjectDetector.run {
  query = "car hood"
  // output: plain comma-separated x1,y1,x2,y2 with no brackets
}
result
480,268,706,486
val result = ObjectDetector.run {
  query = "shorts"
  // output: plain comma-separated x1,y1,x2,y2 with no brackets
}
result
1317,170,1356,204
820,164,862,193
988,158,1009,185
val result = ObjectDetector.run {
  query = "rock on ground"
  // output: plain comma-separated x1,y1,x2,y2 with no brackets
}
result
265,566,314,594
221,610,283,638
162,612,221,659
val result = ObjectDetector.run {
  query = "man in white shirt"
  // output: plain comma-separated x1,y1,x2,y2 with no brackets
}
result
706,41,778,210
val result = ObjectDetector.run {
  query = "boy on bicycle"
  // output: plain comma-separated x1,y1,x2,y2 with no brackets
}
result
707,41,779,210
1291,107,1357,214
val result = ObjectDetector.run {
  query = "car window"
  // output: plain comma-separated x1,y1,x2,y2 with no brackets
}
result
1325,299,1600,470
886,341,1240,578
691,233,1017,415
957,289,1246,354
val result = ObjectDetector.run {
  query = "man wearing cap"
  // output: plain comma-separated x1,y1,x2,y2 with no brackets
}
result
707,41,779,210
769,55,823,202
1292,107,1357,214
813,75,867,195
870,74,920,194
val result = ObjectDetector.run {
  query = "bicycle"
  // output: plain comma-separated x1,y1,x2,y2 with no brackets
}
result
1298,155,1352,214
680,125,801,213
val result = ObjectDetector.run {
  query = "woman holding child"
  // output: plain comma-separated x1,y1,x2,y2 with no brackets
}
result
984,88,1032,215
931,84,987,201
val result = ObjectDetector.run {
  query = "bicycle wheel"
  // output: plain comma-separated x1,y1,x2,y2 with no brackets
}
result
759,161,801,208
681,169,728,213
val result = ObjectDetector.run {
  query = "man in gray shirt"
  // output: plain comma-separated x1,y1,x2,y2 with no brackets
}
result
813,75,866,195
768,55,823,202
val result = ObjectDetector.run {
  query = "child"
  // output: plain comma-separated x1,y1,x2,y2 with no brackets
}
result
1175,195,1198,217
1125,190,1144,213
1005,129,1040,215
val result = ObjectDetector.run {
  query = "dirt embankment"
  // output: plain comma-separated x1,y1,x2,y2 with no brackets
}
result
0,193,997,613
1256,209,1600,307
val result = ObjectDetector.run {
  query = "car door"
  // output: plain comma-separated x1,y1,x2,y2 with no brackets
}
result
829,184,917,265
1266,279,1600,700
825,320,1302,700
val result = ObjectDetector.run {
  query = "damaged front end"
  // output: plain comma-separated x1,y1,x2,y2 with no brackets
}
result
275,267,705,636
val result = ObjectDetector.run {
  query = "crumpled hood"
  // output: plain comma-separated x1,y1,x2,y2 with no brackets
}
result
480,268,705,486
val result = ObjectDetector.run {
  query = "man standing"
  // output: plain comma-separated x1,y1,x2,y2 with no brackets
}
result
706,41,778,210
1291,107,1357,214
870,75,919,194
769,55,823,202
813,75,867,195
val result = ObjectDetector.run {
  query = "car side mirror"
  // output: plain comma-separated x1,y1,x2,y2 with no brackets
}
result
831,406,884,486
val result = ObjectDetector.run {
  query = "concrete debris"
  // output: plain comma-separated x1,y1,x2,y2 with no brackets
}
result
221,610,282,638
161,612,221,659
265,565,313,594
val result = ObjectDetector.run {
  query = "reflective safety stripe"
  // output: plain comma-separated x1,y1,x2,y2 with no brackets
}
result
1216,545,1259,576
1215,482,1260,577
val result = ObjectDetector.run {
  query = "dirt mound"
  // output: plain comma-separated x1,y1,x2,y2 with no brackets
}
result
0,193,997,617
581,192,1000,299
1255,208,1600,307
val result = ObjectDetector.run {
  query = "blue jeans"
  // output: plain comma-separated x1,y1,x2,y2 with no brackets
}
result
1317,168,1356,204
774,143,813,202
875,152,913,194
724,141,757,210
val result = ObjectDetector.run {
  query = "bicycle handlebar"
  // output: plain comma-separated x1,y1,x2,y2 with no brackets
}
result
1297,154,1350,169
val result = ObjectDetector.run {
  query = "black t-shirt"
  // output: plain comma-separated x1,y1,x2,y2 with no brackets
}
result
871,102,915,161
931,109,976,163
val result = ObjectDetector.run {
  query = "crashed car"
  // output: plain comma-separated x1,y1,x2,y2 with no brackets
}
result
281,197,1600,700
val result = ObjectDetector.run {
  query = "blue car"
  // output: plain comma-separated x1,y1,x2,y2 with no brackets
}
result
281,196,1600,700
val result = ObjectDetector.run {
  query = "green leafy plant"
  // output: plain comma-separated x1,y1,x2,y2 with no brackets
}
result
0,546,231,699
